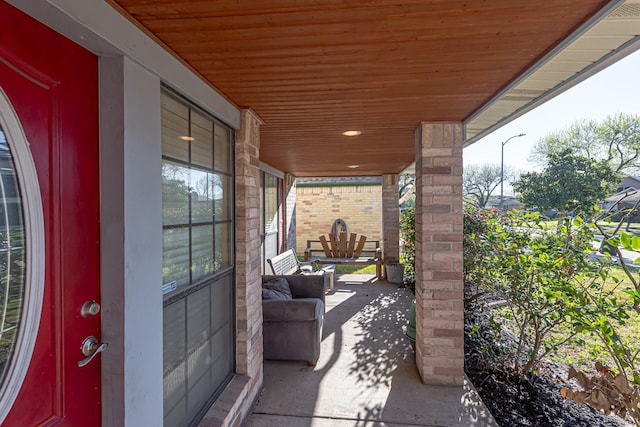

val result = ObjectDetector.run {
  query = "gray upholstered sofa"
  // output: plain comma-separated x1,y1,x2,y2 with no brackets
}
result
261,274,325,366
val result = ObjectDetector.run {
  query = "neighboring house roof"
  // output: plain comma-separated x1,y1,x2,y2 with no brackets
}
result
487,196,523,208
606,188,640,203
620,176,640,190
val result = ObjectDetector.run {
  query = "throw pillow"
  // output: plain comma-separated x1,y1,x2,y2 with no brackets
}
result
262,288,290,300
262,277,293,300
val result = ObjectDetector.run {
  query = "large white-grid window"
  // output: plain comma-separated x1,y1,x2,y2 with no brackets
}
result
161,89,235,427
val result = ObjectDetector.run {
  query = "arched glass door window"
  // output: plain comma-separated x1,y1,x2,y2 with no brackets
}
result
0,122,25,384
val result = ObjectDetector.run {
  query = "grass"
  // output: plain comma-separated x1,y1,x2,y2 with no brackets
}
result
297,255,378,275
334,264,377,274
538,220,559,230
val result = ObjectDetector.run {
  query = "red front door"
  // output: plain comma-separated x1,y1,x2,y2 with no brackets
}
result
0,3,101,426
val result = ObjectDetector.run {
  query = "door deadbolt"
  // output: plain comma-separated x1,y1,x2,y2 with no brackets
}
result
81,300,101,317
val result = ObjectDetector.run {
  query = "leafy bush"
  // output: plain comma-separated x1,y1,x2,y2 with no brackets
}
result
400,207,415,292
563,225,640,425
464,208,598,373
463,207,501,296
463,203,640,424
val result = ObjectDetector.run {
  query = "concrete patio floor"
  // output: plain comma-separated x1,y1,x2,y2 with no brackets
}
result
246,274,499,427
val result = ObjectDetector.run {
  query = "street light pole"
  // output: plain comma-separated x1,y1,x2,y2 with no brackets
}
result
500,133,526,210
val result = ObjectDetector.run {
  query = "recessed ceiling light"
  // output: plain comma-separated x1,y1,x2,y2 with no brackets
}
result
342,130,362,137
179,136,194,141
348,165,360,169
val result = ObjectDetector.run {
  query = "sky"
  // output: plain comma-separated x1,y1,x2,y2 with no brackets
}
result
463,49,640,180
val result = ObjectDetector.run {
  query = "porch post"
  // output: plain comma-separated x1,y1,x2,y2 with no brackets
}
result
414,122,464,386
382,173,400,264
234,108,264,374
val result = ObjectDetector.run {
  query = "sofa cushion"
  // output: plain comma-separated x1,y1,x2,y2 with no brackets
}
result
262,287,290,300
263,298,324,322
262,277,292,300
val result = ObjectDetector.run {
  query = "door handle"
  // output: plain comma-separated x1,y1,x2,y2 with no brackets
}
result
78,336,108,367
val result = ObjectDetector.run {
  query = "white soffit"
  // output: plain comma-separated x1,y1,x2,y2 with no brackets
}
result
464,0,640,146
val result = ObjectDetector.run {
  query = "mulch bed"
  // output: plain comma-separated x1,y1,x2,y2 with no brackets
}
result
464,311,628,427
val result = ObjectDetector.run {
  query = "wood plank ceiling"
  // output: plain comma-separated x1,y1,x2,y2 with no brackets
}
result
110,0,610,177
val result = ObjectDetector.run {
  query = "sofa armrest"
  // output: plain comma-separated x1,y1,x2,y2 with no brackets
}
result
262,274,325,303
263,298,324,322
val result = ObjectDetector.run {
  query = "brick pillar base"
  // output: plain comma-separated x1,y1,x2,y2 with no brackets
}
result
414,122,464,386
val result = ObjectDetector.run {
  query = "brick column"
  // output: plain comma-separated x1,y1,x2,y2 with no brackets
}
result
235,109,263,379
382,173,400,263
204,109,264,426
414,122,464,386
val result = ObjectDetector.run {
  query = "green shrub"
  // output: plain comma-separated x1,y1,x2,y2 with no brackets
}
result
464,208,598,373
464,206,640,423
400,207,415,292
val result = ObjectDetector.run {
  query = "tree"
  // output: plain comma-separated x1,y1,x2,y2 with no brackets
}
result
513,149,618,215
399,173,415,209
463,163,513,208
530,113,640,175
